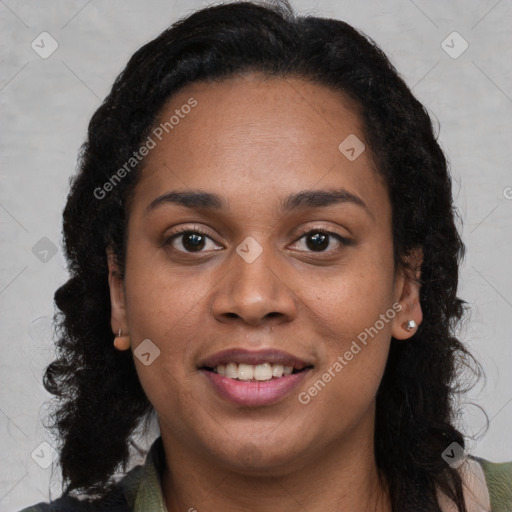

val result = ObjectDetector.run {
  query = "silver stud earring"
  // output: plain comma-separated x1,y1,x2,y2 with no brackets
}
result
404,320,417,331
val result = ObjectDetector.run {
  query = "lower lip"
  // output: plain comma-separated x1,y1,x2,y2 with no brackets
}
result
201,368,311,407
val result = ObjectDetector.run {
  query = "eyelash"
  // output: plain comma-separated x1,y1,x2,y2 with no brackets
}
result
163,225,351,256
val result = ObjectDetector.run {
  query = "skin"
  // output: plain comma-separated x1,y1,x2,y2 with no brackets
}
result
107,73,423,512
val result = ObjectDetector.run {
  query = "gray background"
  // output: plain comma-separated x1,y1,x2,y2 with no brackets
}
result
1,0,511,509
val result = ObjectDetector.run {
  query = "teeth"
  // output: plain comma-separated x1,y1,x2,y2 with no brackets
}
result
254,363,273,381
225,362,238,379
272,364,284,377
212,362,299,381
238,364,254,381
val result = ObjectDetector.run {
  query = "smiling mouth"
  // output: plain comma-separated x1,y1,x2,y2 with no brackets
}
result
201,362,313,382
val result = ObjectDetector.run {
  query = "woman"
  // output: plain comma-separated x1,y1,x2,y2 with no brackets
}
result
19,1,512,511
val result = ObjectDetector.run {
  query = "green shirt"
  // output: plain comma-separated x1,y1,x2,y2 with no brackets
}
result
19,436,512,511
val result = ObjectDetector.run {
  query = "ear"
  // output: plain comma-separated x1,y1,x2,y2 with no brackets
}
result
391,247,423,340
107,247,128,337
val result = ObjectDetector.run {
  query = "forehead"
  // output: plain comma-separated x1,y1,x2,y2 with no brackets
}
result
130,73,388,218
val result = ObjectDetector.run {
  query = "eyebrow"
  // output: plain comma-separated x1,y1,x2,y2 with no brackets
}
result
145,188,372,219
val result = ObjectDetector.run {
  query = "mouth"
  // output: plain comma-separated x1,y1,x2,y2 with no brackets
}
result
198,348,315,406
202,362,312,381
198,348,314,383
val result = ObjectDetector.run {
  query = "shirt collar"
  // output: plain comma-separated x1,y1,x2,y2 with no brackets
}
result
122,435,168,512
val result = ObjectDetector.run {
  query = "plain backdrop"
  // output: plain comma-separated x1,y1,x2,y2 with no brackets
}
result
1,0,511,510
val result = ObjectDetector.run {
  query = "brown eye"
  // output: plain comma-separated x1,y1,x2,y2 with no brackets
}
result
180,231,206,252
164,228,221,254
306,232,330,251
292,229,350,253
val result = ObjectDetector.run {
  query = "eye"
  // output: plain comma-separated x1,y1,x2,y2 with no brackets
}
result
163,226,351,255
163,227,222,254
290,228,350,253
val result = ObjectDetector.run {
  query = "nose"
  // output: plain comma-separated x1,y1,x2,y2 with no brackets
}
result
210,241,298,327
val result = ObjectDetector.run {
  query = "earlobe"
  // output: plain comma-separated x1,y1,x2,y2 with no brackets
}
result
107,248,130,349
114,328,131,351
391,248,423,340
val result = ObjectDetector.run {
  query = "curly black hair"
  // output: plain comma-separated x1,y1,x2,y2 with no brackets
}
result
42,1,482,510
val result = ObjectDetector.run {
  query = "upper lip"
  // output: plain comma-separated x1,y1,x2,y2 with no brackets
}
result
198,348,313,370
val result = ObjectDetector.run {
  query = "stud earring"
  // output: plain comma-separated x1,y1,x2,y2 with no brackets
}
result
404,320,417,332
114,328,131,351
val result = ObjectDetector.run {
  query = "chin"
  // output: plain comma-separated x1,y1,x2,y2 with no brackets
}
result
203,437,309,477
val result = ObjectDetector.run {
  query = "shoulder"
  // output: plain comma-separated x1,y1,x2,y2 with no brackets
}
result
437,455,511,512
472,456,512,512
16,481,132,512
17,495,91,511
17,437,163,512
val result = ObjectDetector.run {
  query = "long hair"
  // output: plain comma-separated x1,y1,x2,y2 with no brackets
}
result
43,2,479,510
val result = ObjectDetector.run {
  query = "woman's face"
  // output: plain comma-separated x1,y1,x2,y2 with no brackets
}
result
108,73,422,474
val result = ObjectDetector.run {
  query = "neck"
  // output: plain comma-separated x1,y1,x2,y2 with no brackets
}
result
159,415,391,512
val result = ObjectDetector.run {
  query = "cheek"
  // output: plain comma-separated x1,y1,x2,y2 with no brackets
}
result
123,274,203,427
123,237,209,342
301,303,392,438
122,250,211,404
309,250,396,341
303,252,395,403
